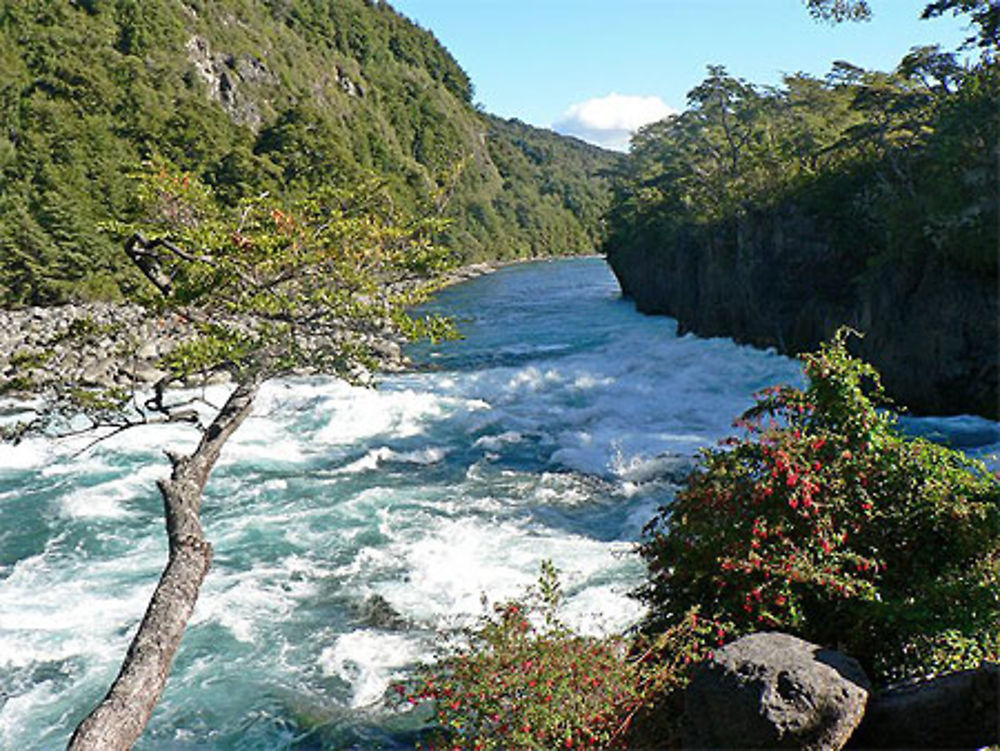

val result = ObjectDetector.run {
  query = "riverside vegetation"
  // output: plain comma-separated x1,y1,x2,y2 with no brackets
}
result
59,160,457,748
398,3,1000,747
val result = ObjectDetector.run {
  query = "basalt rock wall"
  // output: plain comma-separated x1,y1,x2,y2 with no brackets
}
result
606,207,998,419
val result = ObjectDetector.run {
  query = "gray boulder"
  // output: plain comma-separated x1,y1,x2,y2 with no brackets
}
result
683,631,870,750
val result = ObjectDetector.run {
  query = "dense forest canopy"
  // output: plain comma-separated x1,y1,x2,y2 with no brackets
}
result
0,0,618,305
606,0,1000,298
606,47,997,277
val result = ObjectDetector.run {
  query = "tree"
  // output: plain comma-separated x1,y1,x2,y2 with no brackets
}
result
0,0,615,308
921,1,1000,51
805,0,1000,52
17,163,454,749
804,0,872,23
684,66,762,193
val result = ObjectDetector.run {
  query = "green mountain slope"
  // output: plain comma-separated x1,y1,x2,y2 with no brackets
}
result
0,0,619,304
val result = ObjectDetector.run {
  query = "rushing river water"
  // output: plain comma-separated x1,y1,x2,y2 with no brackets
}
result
2,257,998,749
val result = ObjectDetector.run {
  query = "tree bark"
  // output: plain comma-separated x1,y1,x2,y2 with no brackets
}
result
849,663,999,749
68,377,261,751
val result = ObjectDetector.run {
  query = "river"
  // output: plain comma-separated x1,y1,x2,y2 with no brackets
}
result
1,257,997,748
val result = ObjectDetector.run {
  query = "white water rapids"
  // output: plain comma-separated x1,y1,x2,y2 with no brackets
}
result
1,257,996,748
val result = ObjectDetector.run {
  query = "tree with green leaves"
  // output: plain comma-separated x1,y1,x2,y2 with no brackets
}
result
805,0,1000,52
35,163,454,750
605,22,998,416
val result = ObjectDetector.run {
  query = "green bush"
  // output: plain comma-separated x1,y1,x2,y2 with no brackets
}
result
400,562,709,750
638,328,1000,685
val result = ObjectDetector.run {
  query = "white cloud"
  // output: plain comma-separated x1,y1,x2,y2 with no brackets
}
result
553,93,675,152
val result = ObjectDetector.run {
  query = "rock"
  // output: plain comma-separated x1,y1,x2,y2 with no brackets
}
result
136,340,160,360
851,663,999,749
184,35,268,130
368,337,403,368
357,594,408,630
124,363,169,385
607,207,999,419
683,631,870,750
0,300,422,397
183,370,232,387
335,65,363,97
80,358,116,389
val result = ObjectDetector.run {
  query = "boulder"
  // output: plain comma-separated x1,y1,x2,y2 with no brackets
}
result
357,594,408,630
683,631,870,750
850,663,999,749
122,362,168,385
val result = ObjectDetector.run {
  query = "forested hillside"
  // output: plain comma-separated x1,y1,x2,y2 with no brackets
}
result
605,37,998,417
0,0,618,304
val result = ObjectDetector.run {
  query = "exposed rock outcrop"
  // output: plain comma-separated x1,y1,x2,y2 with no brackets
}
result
850,663,1000,749
185,35,276,130
606,207,998,419
683,632,871,750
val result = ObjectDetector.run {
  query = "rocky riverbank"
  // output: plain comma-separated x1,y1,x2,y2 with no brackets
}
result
1,303,191,396
0,259,534,401
0,302,409,400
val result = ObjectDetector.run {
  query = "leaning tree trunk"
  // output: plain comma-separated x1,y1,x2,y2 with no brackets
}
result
68,377,261,751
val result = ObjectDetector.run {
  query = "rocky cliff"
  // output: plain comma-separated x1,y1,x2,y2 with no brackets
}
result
606,207,998,419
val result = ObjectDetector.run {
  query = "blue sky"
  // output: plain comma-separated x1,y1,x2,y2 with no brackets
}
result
389,1,974,150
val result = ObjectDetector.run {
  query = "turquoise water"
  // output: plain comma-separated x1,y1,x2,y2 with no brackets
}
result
1,257,997,749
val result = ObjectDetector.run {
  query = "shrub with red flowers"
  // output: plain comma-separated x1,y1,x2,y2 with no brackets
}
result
638,328,1000,684
398,561,712,749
